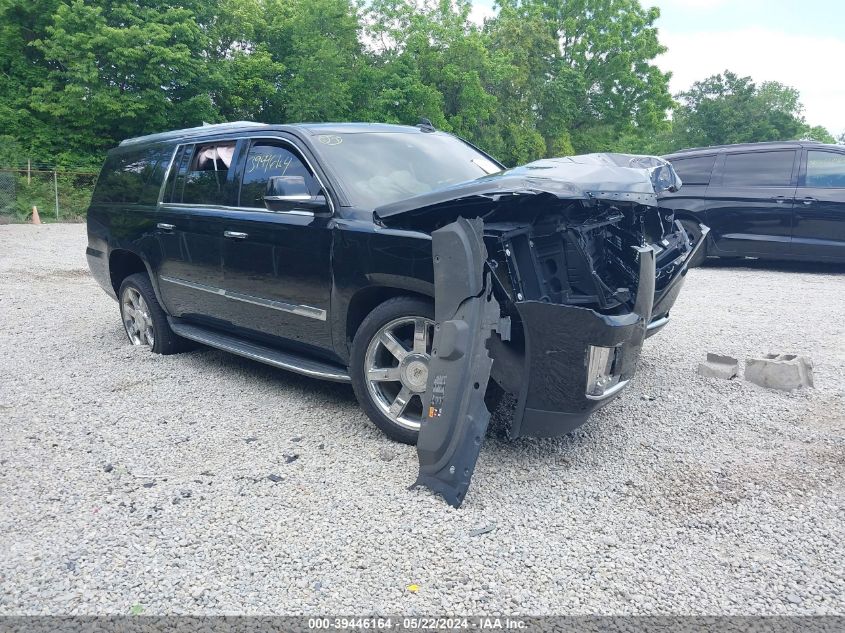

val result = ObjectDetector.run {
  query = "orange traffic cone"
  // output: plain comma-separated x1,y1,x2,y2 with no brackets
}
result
31,206,41,225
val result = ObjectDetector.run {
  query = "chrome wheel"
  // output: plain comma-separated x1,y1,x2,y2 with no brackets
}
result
364,316,435,431
121,286,155,347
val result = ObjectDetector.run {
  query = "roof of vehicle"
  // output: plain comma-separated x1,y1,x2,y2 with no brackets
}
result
664,140,842,159
118,121,429,147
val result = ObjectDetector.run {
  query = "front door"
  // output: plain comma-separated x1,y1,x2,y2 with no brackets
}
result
793,148,845,262
705,149,798,258
219,138,335,353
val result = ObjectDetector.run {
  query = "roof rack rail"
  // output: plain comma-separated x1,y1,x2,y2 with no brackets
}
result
118,121,268,147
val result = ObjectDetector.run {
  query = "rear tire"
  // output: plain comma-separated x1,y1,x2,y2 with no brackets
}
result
118,273,191,355
680,219,708,268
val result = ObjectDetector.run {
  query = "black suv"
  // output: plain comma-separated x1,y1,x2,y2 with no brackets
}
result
86,122,700,505
662,141,845,266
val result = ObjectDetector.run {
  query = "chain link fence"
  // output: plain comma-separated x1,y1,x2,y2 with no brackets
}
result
0,168,98,223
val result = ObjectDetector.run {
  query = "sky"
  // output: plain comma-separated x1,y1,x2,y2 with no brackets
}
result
470,0,845,136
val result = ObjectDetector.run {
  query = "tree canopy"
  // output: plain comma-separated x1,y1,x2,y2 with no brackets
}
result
667,71,836,150
0,0,837,169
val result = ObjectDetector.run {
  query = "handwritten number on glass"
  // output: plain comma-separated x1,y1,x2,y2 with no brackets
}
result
247,152,293,176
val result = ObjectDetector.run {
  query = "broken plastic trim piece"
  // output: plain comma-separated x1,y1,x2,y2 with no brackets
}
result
413,217,502,508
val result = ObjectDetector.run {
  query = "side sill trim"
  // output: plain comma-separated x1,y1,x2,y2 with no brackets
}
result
159,275,327,321
168,319,350,383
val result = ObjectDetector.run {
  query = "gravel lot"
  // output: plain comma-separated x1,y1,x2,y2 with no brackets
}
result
1,223,843,615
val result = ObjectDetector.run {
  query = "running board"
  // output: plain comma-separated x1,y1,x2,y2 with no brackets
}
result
168,319,351,383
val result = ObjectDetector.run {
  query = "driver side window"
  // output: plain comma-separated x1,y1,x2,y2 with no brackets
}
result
239,142,318,209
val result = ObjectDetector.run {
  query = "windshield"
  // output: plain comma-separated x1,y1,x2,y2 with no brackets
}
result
311,131,501,209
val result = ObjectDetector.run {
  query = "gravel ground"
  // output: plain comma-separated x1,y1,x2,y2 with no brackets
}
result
0,223,843,616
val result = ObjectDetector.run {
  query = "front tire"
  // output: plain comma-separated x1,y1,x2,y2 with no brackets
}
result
118,273,189,355
680,219,708,268
350,297,435,445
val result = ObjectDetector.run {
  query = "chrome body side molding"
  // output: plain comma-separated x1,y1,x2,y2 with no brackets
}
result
159,275,327,321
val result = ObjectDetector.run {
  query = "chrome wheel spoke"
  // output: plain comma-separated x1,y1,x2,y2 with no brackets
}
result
364,314,435,432
368,367,401,382
413,318,429,354
388,386,412,417
379,331,408,362
122,287,154,348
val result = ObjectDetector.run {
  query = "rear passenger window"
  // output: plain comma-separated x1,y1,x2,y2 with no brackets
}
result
806,151,845,188
167,142,236,205
669,155,715,185
722,151,796,187
239,142,318,208
92,146,172,205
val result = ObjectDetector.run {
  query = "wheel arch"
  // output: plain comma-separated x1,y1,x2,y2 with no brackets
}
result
343,284,433,350
109,249,148,293
108,250,168,309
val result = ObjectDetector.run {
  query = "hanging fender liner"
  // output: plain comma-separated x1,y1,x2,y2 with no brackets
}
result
412,216,505,508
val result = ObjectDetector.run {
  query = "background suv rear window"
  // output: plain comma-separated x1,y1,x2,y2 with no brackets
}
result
806,151,845,188
722,150,796,187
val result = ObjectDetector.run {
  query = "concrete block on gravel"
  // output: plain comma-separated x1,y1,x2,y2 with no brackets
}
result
745,354,814,391
697,353,739,380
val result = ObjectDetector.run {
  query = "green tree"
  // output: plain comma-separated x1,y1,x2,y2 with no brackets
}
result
487,0,673,157
669,71,833,150
14,0,224,165
802,125,836,144
0,0,64,164
259,0,363,121
358,2,496,136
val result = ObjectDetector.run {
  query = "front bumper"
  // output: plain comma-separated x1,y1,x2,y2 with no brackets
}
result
506,225,708,438
508,243,656,438
509,300,648,438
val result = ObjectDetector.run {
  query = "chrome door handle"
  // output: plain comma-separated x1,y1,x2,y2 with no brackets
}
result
157,223,175,231
801,197,816,205
773,196,788,204
224,231,248,239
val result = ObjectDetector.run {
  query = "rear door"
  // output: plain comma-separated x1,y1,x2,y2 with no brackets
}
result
793,148,845,262
218,137,335,352
156,140,238,321
705,149,798,257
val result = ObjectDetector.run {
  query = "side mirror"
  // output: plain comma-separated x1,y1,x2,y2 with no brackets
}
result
263,175,329,213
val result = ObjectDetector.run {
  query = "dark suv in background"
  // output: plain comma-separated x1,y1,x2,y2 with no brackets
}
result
661,141,845,266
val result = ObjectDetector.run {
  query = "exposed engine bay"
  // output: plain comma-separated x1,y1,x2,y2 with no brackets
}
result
376,153,707,507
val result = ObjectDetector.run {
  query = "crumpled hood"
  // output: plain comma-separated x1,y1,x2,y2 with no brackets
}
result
375,153,681,221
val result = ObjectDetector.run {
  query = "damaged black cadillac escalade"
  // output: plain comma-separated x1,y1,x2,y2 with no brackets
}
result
86,121,705,506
